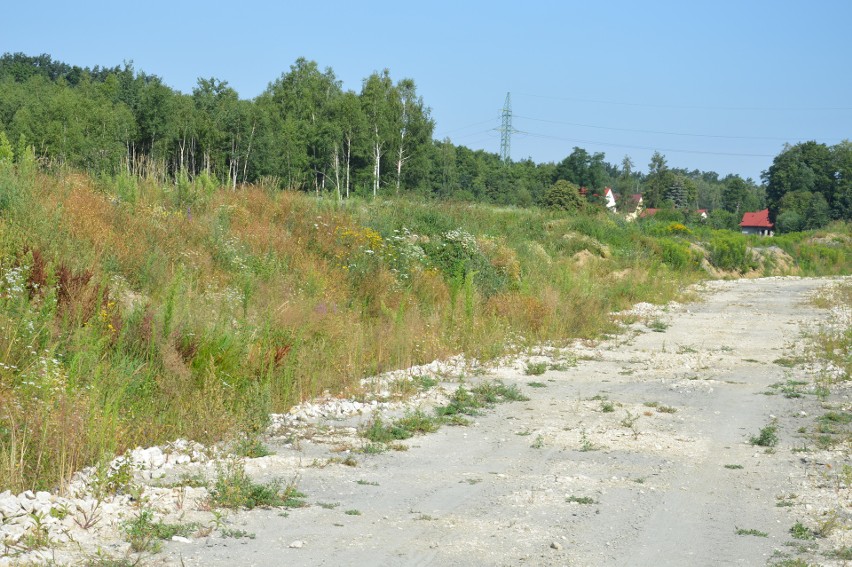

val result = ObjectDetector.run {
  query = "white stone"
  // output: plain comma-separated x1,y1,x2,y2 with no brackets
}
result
289,540,305,548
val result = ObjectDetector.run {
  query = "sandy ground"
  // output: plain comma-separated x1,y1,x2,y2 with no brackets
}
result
4,277,850,566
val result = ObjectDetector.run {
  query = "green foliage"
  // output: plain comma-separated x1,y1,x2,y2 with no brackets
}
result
543,179,584,212
0,131,13,162
208,460,298,509
750,424,779,447
122,509,200,553
706,232,756,272
524,361,547,375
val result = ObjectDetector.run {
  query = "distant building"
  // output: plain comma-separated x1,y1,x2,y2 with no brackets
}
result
579,186,617,212
739,209,774,236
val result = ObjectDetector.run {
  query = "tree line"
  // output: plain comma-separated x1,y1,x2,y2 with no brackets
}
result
0,52,848,229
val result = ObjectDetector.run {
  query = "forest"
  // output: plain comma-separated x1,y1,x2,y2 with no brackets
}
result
0,52,849,229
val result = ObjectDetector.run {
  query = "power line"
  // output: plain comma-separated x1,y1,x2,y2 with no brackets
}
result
513,114,811,142
435,117,499,138
514,92,852,112
515,130,776,158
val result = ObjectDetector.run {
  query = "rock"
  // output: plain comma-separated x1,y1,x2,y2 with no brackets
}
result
550,542,563,550
289,540,305,548
0,493,22,518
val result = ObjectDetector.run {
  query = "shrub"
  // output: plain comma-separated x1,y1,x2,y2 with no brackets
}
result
543,180,584,212
706,233,756,272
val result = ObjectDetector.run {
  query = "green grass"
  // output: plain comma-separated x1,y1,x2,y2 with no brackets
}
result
735,527,768,537
524,361,548,376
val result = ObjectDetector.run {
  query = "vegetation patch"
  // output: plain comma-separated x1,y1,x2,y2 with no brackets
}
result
750,424,779,448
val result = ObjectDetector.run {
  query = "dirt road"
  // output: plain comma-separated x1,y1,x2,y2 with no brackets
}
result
3,277,819,567
149,277,849,567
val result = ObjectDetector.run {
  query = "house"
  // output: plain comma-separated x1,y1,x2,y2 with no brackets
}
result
739,209,774,236
697,209,708,220
579,186,617,212
639,208,661,219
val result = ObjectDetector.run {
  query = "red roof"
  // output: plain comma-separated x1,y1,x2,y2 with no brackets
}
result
739,209,774,228
639,208,660,218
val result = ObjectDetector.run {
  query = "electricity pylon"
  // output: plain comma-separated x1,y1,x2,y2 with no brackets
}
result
499,92,513,163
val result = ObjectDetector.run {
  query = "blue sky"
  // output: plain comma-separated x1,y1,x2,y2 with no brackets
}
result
3,0,850,181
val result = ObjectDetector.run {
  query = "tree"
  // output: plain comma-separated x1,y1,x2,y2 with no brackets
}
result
721,175,750,214
763,141,840,222
331,91,366,199
643,151,669,207
555,147,607,189
543,179,583,212
0,131,13,162
391,78,433,195
360,70,397,197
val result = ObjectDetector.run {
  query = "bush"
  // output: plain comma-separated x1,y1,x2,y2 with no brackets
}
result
543,180,584,212
706,233,756,272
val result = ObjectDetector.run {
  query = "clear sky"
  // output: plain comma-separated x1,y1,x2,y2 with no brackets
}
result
3,0,850,181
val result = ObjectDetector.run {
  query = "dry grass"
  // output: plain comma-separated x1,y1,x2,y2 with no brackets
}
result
1,170,846,492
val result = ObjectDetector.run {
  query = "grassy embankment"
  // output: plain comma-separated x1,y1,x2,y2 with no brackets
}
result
0,163,849,493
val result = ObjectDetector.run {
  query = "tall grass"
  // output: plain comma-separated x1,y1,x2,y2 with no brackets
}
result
0,169,848,492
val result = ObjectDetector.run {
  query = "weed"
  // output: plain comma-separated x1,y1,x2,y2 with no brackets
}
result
221,528,256,539
735,527,768,537
317,502,340,509
620,411,640,428
565,496,597,505
750,424,779,447
121,509,161,553
789,522,814,540
828,547,852,560
549,356,577,371
356,480,379,486
49,503,70,520
527,381,547,388
524,361,547,376
724,464,744,470
208,459,302,509
600,400,615,413
231,435,272,458
531,435,544,449
648,319,669,332
579,429,597,452
414,375,438,390
344,509,361,516
814,510,840,538
74,499,102,530
361,416,414,443
361,442,388,454
19,511,52,550
772,558,811,567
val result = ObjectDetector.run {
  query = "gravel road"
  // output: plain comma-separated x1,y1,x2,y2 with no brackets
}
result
5,277,848,567
156,277,849,567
